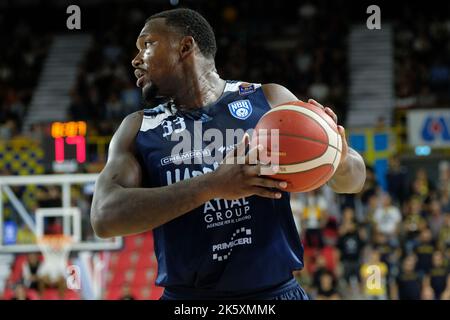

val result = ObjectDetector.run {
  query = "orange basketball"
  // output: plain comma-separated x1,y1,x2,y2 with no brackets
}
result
253,100,342,192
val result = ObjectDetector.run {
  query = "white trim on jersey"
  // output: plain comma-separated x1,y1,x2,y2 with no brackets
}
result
223,81,261,94
140,106,173,132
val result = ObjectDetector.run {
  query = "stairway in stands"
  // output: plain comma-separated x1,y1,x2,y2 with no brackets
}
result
346,24,395,127
23,34,92,130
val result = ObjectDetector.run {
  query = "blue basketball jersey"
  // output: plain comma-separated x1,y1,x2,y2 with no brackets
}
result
135,80,304,297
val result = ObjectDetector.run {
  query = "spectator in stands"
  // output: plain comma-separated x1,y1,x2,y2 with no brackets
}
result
413,228,435,274
36,186,63,234
429,199,445,240
391,254,423,300
410,168,435,203
37,186,62,208
441,185,450,214
360,167,379,205
421,285,435,300
338,207,356,235
312,254,330,291
438,214,450,251
0,119,18,140
416,86,437,108
69,92,91,120
423,251,449,299
10,283,30,300
299,189,328,249
105,92,124,120
441,277,450,300
336,212,365,291
386,155,408,206
373,194,402,243
22,253,41,291
315,270,340,300
439,162,450,196
373,231,401,283
360,248,388,300
16,224,37,244
402,196,427,252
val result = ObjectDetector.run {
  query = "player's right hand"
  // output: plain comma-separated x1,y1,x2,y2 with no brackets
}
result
208,134,288,200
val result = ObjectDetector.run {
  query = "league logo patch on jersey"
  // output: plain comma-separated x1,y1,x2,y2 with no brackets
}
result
238,82,256,95
228,100,253,120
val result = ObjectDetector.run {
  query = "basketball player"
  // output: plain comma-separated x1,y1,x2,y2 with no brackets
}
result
91,8,366,300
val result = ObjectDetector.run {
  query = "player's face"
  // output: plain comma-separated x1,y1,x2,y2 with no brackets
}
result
132,18,182,103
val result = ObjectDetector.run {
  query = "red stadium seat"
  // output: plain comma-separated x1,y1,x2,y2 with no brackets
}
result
132,267,155,287
124,234,145,251
41,289,59,300
1,289,14,300
135,253,154,269
141,232,154,249
64,290,81,300
321,246,338,273
114,252,135,270
149,286,163,300
104,289,117,300
27,289,40,300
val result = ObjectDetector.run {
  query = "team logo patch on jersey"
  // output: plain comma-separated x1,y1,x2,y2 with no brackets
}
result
228,99,253,120
238,82,256,95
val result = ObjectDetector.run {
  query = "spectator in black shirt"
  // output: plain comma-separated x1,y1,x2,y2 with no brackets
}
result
423,251,449,299
316,270,340,300
386,155,408,206
392,254,422,300
337,221,364,287
373,231,401,280
413,228,435,274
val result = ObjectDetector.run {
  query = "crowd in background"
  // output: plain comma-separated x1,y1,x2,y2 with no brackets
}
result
0,0,349,138
292,160,450,299
68,0,348,136
0,20,51,140
394,7,450,109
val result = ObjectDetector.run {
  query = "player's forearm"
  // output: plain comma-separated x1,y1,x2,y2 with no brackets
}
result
91,173,215,238
328,148,366,194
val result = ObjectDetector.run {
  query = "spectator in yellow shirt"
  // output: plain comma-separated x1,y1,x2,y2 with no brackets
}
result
360,248,388,300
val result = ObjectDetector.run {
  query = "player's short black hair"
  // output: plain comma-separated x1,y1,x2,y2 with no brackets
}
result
146,8,217,59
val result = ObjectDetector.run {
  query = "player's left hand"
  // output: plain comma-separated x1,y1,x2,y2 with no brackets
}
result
307,99,348,169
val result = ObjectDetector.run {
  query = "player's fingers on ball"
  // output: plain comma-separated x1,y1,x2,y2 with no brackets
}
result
236,133,250,157
308,99,324,109
224,134,248,163
245,143,262,164
257,164,280,176
338,125,346,140
324,107,338,123
244,164,261,177
251,177,287,190
252,187,282,199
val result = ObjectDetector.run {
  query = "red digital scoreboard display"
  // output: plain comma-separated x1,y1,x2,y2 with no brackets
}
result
50,121,86,164
43,121,87,172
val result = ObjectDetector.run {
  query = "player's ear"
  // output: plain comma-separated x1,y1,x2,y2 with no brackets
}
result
179,36,195,59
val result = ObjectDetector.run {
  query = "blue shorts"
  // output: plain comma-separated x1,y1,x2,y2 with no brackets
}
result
160,277,310,300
